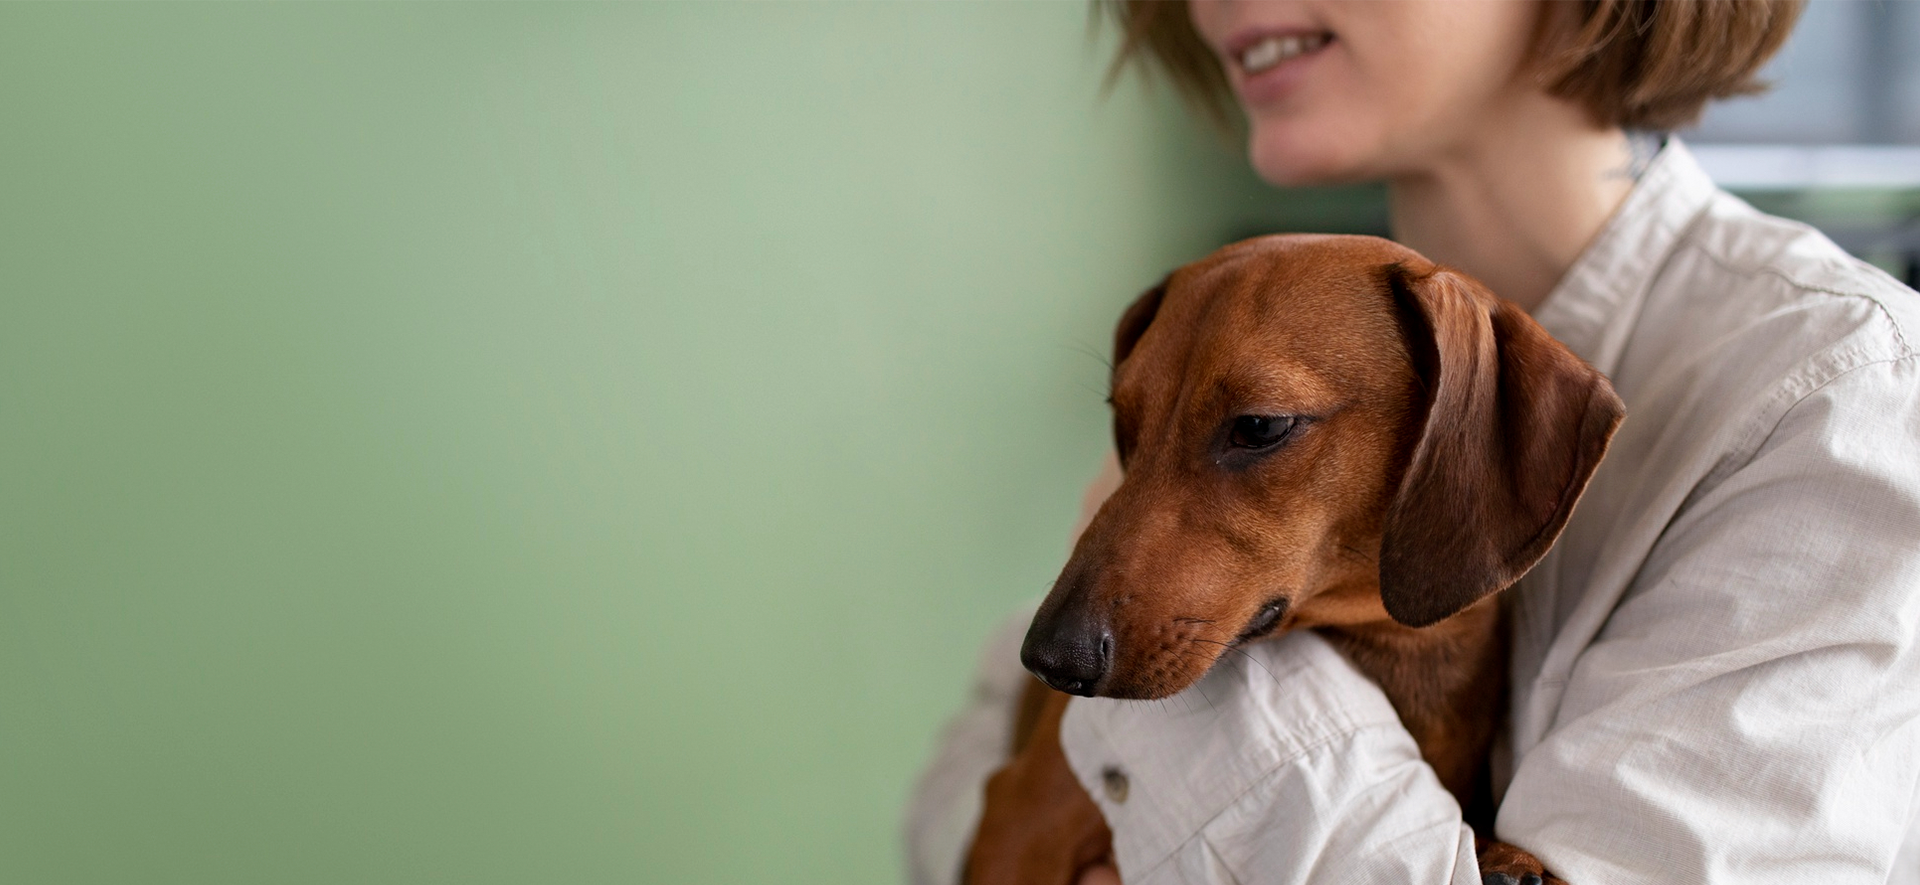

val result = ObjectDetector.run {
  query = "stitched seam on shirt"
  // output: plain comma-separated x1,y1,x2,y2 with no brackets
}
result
1129,720,1404,883
1716,352,1918,484
1190,728,1466,885
1686,357,1885,519
1534,350,1918,701
1193,837,1247,885
1129,721,1408,884
1656,241,1915,502
1674,238,1916,359
1533,360,1920,701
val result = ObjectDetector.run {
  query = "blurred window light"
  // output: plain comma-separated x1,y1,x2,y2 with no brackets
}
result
1688,0,1920,189
1685,0,1919,285
1690,145,1920,191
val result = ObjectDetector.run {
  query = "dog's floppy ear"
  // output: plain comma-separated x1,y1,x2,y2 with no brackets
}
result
1108,276,1168,469
1379,264,1625,628
1112,275,1168,372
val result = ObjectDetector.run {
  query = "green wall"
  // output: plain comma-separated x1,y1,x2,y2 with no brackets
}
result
0,4,1279,883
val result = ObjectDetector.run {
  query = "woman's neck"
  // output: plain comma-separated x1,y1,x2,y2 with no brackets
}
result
1386,97,1644,314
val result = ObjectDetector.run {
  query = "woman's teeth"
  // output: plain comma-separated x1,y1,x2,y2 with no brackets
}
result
1238,33,1330,74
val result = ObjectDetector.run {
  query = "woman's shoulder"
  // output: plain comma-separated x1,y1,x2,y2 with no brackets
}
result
1618,189,1916,425
1658,190,1917,376
1595,187,1919,506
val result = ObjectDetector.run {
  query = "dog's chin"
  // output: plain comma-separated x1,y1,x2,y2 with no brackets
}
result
1101,620,1296,699
1093,680,1193,701
1095,654,1225,700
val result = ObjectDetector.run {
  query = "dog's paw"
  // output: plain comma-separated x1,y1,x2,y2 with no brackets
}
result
1478,840,1566,885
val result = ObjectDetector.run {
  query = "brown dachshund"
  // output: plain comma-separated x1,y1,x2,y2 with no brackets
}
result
966,235,1623,885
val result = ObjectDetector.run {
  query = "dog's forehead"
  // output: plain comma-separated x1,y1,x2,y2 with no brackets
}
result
1115,236,1413,398
1189,235,1413,312
1175,238,1405,351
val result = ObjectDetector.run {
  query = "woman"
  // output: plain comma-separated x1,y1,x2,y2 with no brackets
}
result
909,2,1920,883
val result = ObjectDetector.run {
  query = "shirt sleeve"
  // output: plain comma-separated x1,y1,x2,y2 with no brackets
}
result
902,602,1036,885
1499,356,1920,883
1059,630,1483,885
903,454,1122,885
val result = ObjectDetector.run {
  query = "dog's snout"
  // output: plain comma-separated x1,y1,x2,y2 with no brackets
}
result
1021,606,1113,697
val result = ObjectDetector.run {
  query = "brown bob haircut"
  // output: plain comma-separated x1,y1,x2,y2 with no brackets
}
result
1103,0,1804,131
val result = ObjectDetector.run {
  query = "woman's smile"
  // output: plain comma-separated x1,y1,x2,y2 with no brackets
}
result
1222,26,1334,106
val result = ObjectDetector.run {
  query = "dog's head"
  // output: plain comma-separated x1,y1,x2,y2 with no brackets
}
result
1022,234,1623,699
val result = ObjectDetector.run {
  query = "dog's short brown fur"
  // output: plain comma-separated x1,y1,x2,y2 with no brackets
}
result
966,235,1623,885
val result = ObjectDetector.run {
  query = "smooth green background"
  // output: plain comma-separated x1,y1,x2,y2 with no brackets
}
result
6,5,1907,885
0,4,1349,884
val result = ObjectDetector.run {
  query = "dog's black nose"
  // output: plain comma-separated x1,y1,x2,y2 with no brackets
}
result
1021,606,1113,697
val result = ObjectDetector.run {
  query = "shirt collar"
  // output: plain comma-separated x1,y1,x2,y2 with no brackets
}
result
1531,137,1720,376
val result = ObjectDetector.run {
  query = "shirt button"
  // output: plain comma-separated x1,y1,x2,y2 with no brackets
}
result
1101,766,1129,804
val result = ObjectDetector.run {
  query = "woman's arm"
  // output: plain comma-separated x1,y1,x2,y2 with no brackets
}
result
1497,357,1920,883
904,456,1123,885
1059,629,1485,884
904,602,1036,885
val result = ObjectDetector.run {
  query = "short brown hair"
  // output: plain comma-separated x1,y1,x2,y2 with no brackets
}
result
1102,0,1805,131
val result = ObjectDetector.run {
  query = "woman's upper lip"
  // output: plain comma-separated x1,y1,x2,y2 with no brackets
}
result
1220,25,1333,64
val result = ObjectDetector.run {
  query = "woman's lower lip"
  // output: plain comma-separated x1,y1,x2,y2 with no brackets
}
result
1234,43,1328,107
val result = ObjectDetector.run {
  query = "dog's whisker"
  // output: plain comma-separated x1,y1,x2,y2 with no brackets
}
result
1195,683,1218,714
1065,339,1115,375
1189,637,1284,687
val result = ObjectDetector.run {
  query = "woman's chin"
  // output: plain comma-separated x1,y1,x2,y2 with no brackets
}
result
1246,130,1379,188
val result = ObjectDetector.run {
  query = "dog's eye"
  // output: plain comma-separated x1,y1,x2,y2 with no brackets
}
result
1229,415,1296,449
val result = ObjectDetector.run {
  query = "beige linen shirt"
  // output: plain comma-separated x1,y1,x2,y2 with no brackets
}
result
906,140,1920,885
